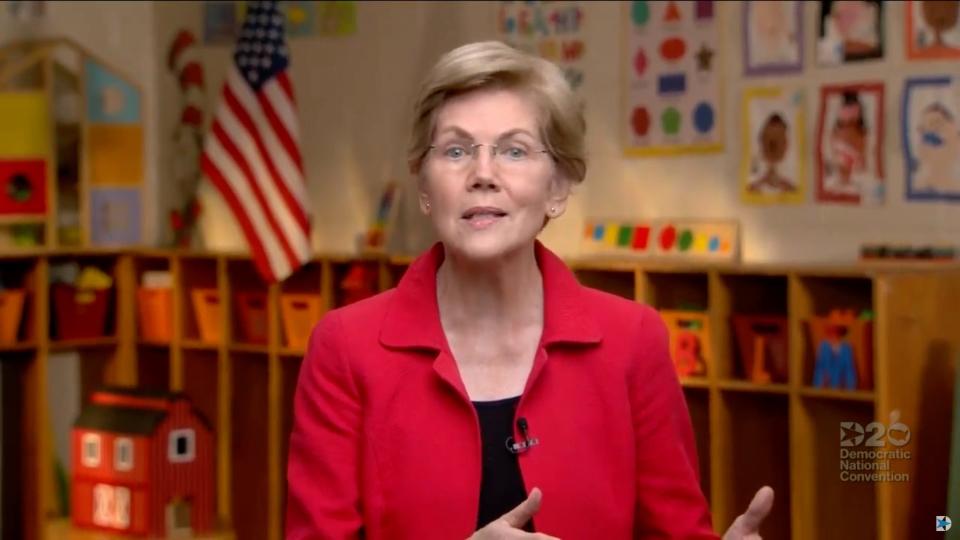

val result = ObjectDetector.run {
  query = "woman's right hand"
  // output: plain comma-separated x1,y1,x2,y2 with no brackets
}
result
469,488,560,540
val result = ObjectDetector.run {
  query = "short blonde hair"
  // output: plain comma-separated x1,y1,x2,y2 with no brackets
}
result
407,41,586,184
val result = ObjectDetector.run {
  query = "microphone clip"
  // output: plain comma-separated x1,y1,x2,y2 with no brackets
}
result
506,417,539,454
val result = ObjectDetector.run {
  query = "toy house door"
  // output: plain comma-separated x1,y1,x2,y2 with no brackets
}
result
165,498,191,537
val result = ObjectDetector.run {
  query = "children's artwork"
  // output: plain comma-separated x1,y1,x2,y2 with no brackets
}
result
903,76,960,201
90,187,141,246
203,1,356,43
582,218,739,261
816,0,884,65
740,87,806,204
743,1,803,75
815,83,884,204
361,181,401,253
907,0,960,59
497,1,585,90
624,0,722,156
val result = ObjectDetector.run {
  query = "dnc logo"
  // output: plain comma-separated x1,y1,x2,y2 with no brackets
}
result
937,516,952,532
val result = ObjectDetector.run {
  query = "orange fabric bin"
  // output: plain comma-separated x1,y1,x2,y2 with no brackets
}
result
137,287,173,342
191,288,221,344
52,284,110,340
236,291,268,344
0,289,26,344
280,293,323,350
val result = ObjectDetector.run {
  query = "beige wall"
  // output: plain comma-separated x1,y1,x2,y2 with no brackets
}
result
4,1,959,262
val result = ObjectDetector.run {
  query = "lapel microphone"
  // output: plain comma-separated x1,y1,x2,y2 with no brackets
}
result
506,417,540,454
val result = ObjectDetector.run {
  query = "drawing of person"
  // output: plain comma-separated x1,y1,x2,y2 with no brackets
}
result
818,0,882,63
914,102,960,193
824,91,870,195
749,114,795,193
750,1,797,65
920,0,960,47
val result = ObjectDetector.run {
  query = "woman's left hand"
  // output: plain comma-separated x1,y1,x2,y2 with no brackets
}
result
722,486,774,540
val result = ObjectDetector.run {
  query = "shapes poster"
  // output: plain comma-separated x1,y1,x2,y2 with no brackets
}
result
624,1,722,156
497,2,585,91
903,76,960,201
85,59,141,124
815,82,884,205
740,87,806,205
816,0,884,65
906,0,960,60
90,187,141,246
743,1,803,76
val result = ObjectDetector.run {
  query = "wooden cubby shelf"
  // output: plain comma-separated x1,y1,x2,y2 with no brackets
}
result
2,248,957,540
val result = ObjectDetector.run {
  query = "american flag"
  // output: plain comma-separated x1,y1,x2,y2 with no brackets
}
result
201,0,311,283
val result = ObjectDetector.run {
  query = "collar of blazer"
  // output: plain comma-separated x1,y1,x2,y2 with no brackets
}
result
378,240,603,352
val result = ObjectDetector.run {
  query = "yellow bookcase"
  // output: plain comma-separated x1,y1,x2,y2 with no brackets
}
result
1,248,957,540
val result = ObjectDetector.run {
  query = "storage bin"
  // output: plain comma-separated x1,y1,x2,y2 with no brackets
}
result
191,288,221,344
0,289,26,344
236,291,268,344
280,293,323,350
137,287,173,342
52,284,110,340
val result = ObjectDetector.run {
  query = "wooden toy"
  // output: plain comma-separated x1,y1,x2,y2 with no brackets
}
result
0,38,145,248
660,310,712,378
809,309,874,390
582,218,739,262
71,387,214,537
732,315,788,384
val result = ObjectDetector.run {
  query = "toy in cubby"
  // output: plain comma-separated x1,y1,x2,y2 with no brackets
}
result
732,315,788,384
71,386,214,536
339,263,378,306
137,271,173,343
659,310,711,378
808,309,874,391
51,264,113,340
235,291,268,344
190,288,221,344
0,282,26,344
280,293,323,350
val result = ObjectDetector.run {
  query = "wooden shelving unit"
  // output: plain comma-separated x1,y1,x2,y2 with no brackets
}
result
2,249,958,540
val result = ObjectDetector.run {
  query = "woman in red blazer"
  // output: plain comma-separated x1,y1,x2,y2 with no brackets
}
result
286,41,773,539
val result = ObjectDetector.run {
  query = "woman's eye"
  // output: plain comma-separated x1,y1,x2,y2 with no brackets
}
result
505,146,528,159
444,146,466,159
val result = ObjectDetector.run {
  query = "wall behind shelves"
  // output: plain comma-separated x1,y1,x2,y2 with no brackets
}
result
4,1,959,262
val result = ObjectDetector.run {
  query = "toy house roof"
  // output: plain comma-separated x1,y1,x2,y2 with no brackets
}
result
74,404,168,435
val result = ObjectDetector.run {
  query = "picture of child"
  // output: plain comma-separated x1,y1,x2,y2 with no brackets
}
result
817,0,884,64
816,84,884,204
741,87,805,205
904,77,960,201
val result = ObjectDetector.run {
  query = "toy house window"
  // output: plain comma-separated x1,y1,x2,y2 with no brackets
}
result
168,429,196,463
93,484,131,529
114,437,134,471
82,433,101,467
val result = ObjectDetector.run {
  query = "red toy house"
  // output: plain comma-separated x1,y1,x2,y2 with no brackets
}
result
71,387,215,537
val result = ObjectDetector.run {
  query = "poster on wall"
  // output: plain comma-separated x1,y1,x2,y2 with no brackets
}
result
906,0,960,60
624,0,723,157
743,1,803,76
815,82,885,205
816,0,884,65
903,76,960,201
497,1,585,91
740,87,806,205
203,0,356,44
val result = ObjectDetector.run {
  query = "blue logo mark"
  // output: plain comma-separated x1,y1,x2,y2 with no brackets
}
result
937,515,952,531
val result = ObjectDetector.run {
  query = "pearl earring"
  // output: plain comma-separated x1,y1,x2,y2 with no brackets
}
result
549,206,556,215
425,201,431,210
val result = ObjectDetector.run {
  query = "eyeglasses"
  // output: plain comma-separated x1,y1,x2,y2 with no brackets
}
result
427,140,551,173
